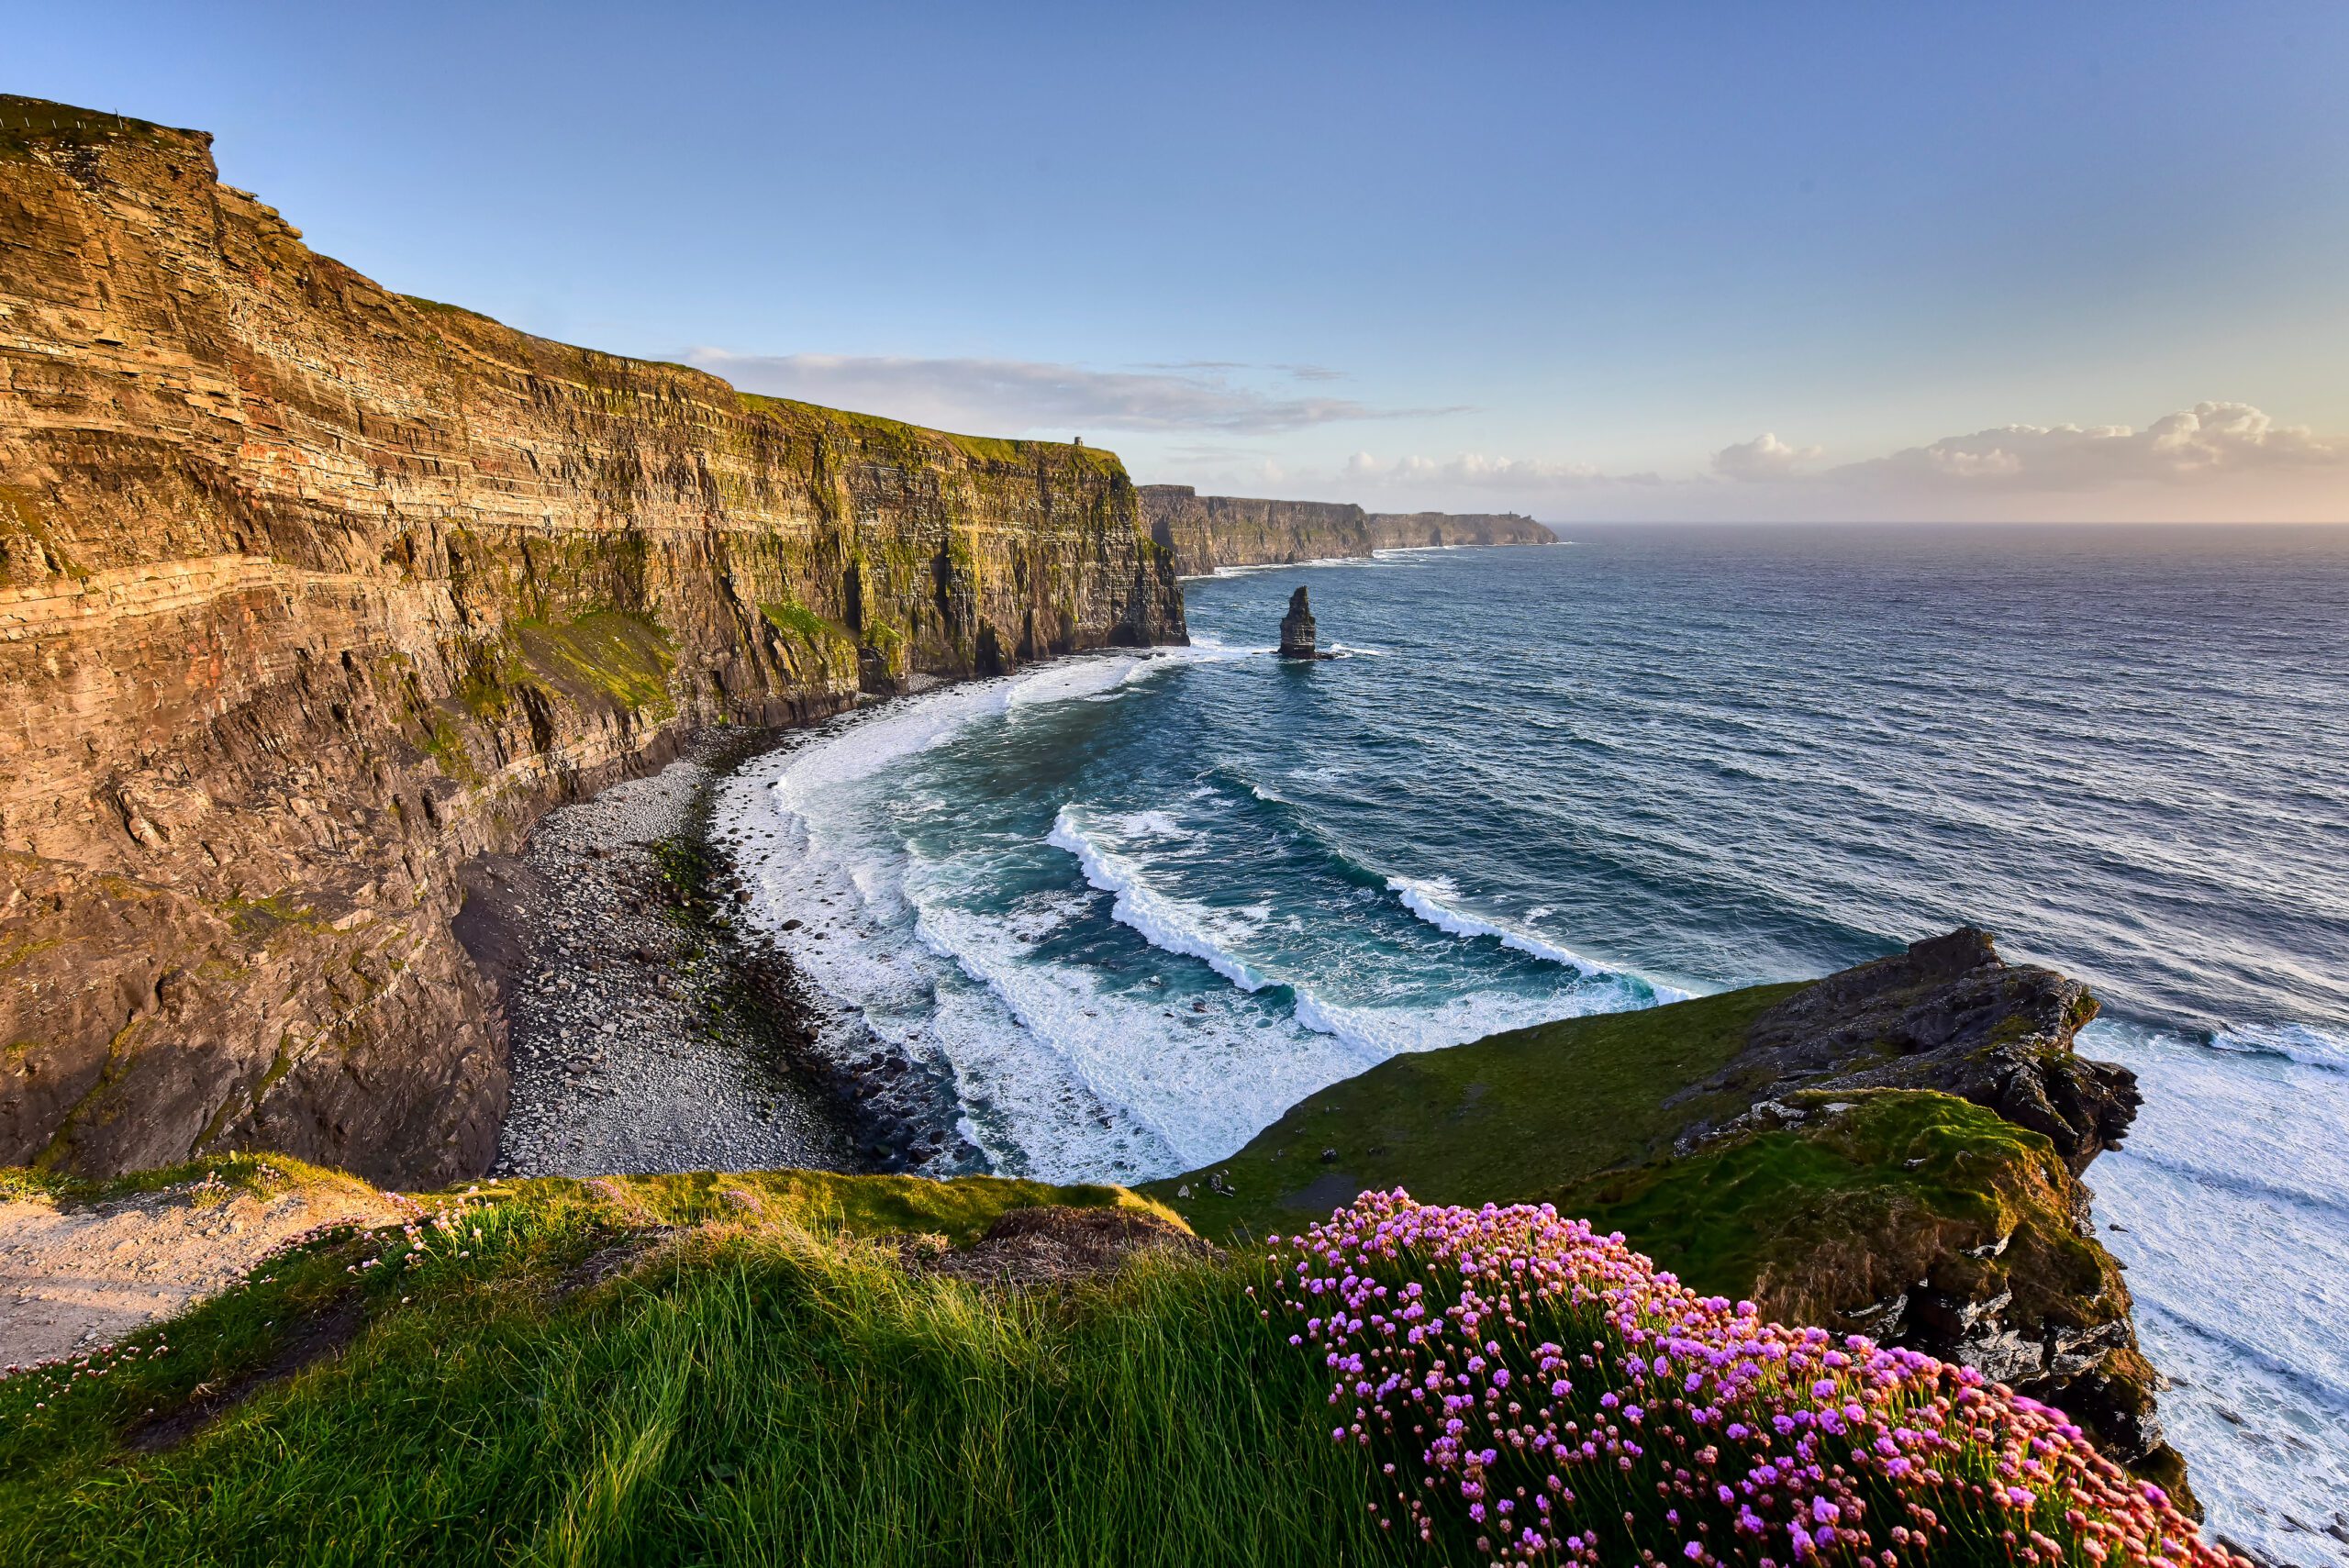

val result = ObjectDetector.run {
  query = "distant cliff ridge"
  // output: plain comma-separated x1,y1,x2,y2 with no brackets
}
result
1364,510,1554,550
0,97,1184,1186
1138,484,1553,576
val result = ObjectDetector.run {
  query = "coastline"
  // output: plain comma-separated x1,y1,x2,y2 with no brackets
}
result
472,682,1024,1183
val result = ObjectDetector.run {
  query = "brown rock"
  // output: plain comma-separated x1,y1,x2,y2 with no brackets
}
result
0,96,1183,1186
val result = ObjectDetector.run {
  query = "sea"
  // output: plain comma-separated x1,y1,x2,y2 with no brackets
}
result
710,524,2349,1564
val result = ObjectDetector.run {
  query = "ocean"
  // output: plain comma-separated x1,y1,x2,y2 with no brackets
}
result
711,523,2349,1564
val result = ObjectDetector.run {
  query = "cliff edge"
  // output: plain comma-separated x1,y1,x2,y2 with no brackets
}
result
1138,484,1554,576
1152,930,2191,1505
0,97,1184,1187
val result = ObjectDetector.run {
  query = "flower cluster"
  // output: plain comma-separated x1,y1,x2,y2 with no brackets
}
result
1270,1191,2237,1567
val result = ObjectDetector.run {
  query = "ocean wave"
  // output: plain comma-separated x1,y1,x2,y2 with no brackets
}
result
1189,555,1382,580
1196,763,1392,890
1289,984,1635,1059
1387,874,1693,1002
1046,806,1276,992
2209,1020,2349,1073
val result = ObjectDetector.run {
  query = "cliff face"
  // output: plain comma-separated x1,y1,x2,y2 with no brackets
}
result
1364,510,1553,549
1137,485,1554,576
0,98,1184,1186
1136,485,1373,576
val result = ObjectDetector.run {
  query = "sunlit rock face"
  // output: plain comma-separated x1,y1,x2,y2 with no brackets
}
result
0,96,1184,1185
1137,485,1555,577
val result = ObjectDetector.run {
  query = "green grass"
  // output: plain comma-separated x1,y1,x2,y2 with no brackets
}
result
0,1169,1401,1568
0,1151,370,1208
513,610,676,717
0,95,188,161
1148,982,1803,1240
1564,1088,2110,1313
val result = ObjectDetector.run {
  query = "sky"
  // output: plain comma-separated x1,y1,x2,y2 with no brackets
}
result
11,1,2348,521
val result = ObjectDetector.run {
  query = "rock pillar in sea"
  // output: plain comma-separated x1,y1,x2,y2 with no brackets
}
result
1278,585,1323,659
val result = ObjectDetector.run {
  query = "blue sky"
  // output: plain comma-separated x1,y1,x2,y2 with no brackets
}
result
13,1,2347,518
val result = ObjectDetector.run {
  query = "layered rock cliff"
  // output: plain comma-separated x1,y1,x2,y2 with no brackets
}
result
1138,484,1554,576
1364,509,1553,549
0,97,1184,1187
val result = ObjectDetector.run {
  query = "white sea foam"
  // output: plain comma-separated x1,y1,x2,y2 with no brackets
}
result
2210,1020,2349,1073
2086,1018,2349,1562
1387,874,1692,1002
909,900,1370,1171
1186,554,1382,581
1288,984,1631,1057
1047,806,1274,992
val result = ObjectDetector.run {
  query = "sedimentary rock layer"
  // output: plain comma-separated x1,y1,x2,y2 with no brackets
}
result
1364,510,1555,550
1137,484,1553,576
0,98,1184,1186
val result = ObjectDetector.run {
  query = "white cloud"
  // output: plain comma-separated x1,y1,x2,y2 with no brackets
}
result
1712,432,1824,480
684,349,1454,436
1828,402,2349,491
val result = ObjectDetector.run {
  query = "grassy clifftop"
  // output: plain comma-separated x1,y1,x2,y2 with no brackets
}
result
0,1140,2225,1567
1144,935,2187,1502
0,1161,1408,1567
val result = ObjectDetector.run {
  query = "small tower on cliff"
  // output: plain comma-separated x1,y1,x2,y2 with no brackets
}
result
1278,585,1326,659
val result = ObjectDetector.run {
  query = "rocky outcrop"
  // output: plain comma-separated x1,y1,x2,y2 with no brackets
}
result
1650,929,2182,1502
1275,586,1326,659
1692,928,2138,1172
1138,484,1555,576
1154,928,2188,1505
1364,510,1553,550
0,96,1184,1187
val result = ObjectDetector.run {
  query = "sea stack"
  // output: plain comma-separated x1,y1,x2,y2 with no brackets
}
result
1278,585,1331,659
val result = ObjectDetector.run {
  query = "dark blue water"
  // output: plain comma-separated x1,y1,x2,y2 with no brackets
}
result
716,526,2349,1562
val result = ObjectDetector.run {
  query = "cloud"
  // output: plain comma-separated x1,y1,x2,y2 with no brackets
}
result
1342,451,1661,489
1712,432,1824,480
684,350,1450,436
1827,402,2349,491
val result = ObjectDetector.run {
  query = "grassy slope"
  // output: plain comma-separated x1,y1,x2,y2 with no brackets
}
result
0,1162,1401,1568
1144,983,1803,1241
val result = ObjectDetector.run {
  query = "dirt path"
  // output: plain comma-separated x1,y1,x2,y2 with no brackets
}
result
0,1175,398,1371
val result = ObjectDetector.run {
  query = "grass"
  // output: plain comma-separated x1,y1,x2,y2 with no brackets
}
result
0,95,188,161
1147,982,1803,1241
0,1156,2199,1567
0,1168,1402,1568
513,610,677,718
1564,1088,2112,1319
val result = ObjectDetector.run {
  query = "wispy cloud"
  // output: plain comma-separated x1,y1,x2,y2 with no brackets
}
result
685,350,1453,435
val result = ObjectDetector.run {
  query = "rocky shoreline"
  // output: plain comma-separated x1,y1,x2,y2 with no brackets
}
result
468,715,991,1183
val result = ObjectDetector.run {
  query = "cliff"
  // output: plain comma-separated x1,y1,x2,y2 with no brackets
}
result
1137,485,1375,575
1364,509,1553,549
1152,930,2191,1504
1137,484,1554,576
0,97,1185,1188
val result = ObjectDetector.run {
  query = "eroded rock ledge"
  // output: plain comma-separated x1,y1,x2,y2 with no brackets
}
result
0,96,1183,1187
